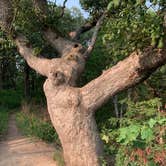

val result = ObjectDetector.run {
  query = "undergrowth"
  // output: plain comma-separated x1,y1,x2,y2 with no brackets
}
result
0,107,9,139
16,111,59,143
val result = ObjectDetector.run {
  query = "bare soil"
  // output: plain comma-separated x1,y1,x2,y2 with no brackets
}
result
0,114,57,166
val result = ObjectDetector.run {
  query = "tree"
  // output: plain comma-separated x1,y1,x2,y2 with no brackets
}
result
0,0,166,165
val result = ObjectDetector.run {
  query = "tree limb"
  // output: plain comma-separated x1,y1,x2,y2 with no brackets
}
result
32,0,81,56
43,28,82,56
81,47,166,111
57,0,68,19
15,34,51,77
69,20,97,40
83,13,105,58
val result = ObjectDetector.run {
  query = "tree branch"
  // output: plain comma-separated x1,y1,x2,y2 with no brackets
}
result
57,0,68,19
83,13,105,58
43,28,81,56
81,47,166,111
15,34,51,77
69,20,97,40
32,0,81,56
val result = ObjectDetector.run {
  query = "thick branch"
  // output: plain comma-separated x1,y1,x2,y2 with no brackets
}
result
81,47,166,111
15,34,51,77
43,28,81,56
32,0,80,56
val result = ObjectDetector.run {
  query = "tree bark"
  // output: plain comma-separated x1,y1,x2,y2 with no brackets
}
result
44,80,103,166
81,48,166,111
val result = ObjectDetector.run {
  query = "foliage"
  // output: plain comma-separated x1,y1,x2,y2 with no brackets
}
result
53,150,65,166
16,111,59,143
0,108,9,139
100,98,166,165
0,89,22,109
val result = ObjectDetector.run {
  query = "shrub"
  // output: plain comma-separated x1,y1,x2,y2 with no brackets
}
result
0,108,9,139
16,112,59,143
0,90,22,109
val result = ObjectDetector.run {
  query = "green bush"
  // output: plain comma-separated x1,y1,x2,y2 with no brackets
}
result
0,108,9,138
100,98,166,166
16,112,59,143
0,90,22,109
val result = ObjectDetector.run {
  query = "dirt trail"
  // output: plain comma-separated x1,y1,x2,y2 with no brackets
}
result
0,114,57,166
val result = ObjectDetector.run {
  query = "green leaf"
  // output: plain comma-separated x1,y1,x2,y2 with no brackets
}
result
107,2,114,10
102,135,109,143
113,0,120,7
158,118,166,125
116,127,128,142
141,126,154,142
148,119,157,128
157,37,164,49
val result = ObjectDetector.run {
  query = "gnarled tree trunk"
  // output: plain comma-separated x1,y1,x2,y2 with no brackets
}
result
44,80,103,165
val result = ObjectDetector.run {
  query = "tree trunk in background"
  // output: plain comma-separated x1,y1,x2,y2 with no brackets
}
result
113,95,119,118
24,62,30,99
0,60,2,90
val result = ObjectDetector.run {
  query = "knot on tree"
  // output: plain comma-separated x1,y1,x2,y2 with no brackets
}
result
49,71,66,86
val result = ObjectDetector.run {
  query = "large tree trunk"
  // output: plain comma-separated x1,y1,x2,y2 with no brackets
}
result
43,79,103,166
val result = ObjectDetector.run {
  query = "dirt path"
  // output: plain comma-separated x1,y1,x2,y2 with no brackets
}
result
0,114,57,166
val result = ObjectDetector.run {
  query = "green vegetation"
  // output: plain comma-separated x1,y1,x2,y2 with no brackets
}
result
53,150,65,166
16,111,59,143
100,98,166,165
0,90,22,109
0,108,9,139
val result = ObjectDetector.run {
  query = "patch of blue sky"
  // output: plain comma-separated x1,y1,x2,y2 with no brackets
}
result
55,0,89,18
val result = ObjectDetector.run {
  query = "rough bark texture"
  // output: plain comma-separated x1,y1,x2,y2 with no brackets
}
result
44,82,103,165
81,48,166,111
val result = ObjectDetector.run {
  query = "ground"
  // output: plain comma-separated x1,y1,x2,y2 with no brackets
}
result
0,114,57,166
